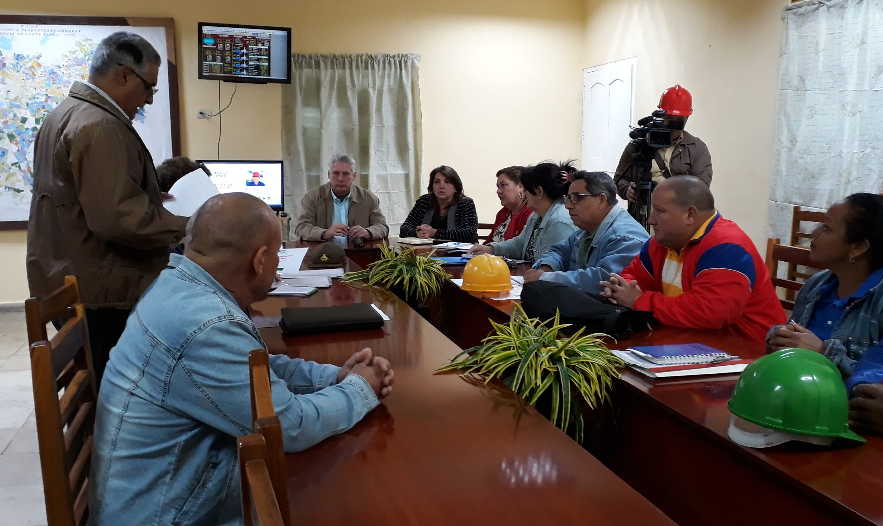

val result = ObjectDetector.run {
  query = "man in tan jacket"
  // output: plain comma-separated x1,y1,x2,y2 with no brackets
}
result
294,154,389,241
26,32,189,382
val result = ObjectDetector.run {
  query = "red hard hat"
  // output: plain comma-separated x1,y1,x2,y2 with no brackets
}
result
658,84,693,116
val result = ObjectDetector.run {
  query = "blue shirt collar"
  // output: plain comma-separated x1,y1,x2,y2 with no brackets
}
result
819,267,883,306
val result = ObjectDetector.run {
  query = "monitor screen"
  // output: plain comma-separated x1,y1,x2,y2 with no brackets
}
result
197,160,284,210
198,22,291,84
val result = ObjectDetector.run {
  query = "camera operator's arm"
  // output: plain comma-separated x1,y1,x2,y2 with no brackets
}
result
689,137,713,186
613,142,639,200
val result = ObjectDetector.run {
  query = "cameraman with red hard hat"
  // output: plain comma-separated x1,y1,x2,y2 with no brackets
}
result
613,84,713,227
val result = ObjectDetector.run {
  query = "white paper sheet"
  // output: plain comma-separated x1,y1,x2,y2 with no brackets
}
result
280,276,331,288
268,284,317,296
370,303,391,321
282,268,345,279
449,278,522,301
277,248,308,276
163,168,220,216
434,242,474,250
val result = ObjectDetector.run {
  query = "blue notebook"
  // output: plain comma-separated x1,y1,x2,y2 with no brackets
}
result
626,343,737,366
431,256,469,265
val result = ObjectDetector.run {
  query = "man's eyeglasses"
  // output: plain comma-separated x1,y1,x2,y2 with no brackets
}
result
564,192,597,204
122,65,159,95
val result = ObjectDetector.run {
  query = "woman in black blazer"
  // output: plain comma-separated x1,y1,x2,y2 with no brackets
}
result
400,166,478,242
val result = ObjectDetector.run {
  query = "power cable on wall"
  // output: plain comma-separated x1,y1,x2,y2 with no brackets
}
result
210,80,237,159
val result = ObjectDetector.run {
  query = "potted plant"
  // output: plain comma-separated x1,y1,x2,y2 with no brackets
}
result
436,304,624,442
342,245,448,306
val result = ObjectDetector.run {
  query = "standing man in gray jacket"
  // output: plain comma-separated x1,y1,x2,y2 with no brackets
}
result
525,171,648,295
294,154,389,241
26,32,189,382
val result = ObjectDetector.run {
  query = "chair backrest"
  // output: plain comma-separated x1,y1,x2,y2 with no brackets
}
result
790,205,827,247
247,349,290,526
24,275,97,526
239,433,286,526
477,222,494,243
765,238,817,310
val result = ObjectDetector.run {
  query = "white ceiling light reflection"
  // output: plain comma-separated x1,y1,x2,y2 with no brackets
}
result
499,453,559,487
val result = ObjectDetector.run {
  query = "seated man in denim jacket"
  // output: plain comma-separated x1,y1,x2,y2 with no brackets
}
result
90,193,394,525
524,171,648,295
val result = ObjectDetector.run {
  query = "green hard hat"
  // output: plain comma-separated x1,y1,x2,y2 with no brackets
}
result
728,348,865,445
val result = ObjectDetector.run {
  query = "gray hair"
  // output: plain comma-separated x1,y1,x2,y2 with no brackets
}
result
328,153,357,173
573,171,617,206
89,32,161,78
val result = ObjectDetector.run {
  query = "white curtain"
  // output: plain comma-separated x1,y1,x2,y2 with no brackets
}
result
769,0,883,242
282,54,422,231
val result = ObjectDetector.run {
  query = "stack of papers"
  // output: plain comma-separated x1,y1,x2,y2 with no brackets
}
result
610,346,751,379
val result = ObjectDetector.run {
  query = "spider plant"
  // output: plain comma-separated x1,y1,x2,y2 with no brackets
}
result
342,245,448,305
436,304,624,442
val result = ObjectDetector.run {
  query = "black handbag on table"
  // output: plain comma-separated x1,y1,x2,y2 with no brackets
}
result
520,280,653,338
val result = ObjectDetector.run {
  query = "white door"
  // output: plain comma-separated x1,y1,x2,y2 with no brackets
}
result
581,58,636,174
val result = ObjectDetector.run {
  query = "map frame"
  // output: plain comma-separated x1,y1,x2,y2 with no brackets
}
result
0,15,181,230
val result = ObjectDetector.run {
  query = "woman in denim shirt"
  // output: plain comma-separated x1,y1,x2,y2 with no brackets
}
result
471,162,577,264
768,193,883,433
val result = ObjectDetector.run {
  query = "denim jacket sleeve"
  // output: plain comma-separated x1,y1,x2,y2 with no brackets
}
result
167,319,379,453
844,342,883,392
539,233,644,296
269,353,340,394
491,217,531,259
533,231,577,271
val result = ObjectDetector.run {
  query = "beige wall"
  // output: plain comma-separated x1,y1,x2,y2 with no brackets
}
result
583,0,787,248
0,0,791,303
0,0,585,303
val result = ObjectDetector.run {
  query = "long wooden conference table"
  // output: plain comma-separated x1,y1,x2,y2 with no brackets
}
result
253,241,883,526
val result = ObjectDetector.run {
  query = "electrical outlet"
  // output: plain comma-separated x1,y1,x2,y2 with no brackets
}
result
197,110,212,119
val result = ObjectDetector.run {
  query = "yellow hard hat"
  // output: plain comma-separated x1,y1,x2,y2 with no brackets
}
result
461,254,512,292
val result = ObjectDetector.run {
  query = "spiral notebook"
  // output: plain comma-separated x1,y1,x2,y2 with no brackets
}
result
625,343,737,365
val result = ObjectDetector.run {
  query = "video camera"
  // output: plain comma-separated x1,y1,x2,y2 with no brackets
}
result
629,109,684,150
625,109,686,228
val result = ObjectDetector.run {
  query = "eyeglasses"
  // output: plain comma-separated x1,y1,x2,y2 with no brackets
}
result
121,65,159,95
564,192,597,204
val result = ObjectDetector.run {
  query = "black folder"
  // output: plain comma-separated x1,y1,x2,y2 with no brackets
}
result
279,303,384,335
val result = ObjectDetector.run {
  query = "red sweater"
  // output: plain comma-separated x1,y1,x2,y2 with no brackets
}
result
621,214,786,342
484,205,532,245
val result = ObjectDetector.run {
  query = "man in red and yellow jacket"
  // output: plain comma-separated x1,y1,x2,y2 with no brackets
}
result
601,176,786,342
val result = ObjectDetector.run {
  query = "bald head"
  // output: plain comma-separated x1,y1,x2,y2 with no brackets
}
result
656,176,714,212
186,193,279,260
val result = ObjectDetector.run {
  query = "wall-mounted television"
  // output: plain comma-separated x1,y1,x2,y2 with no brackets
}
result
198,22,291,84
197,160,285,211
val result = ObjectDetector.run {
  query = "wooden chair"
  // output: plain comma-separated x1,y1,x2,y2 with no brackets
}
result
246,349,290,526
477,222,494,243
789,205,827,247
787,205,827,295
24,275,97,526
765,238,817,311
239,433,286,526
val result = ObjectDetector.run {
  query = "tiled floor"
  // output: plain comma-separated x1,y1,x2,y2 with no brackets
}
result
0,308,48,526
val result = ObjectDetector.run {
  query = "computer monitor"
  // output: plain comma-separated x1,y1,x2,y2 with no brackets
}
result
197,160,284,211
198,22,291,84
